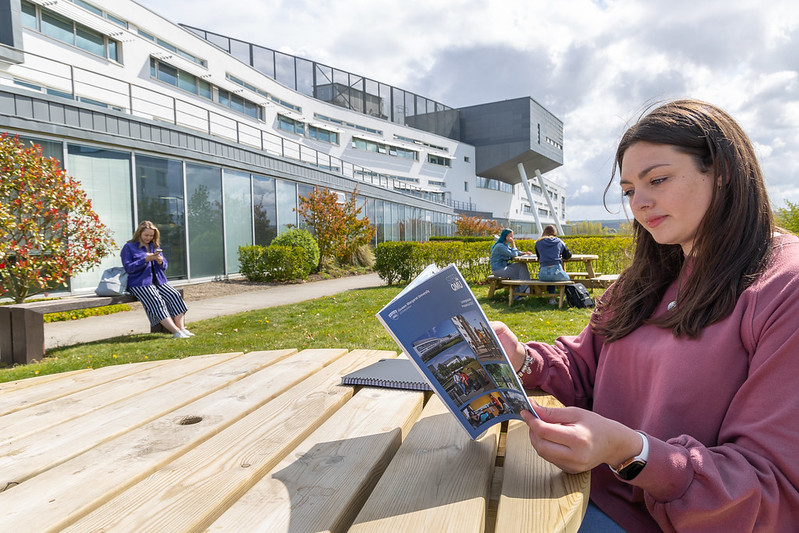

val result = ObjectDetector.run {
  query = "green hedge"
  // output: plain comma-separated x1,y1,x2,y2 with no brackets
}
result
238,244,312,282
374,236,633,285
271,228,320,272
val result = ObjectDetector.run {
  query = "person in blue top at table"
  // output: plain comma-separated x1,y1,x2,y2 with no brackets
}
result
490,228,533,300
535,225,573,305
121,220,193,339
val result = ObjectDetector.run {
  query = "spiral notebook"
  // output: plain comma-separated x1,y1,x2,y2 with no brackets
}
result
341,358,432,391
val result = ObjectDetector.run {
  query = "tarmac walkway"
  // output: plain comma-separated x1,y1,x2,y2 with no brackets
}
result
44,273,385,350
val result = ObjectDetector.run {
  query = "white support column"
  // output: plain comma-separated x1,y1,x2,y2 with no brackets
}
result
517,163,543,234
535,169,563,235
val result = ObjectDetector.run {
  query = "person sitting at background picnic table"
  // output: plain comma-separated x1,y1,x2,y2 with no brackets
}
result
490,228,533,299
493,99,799,531
535,224,573,304
121,220,193,339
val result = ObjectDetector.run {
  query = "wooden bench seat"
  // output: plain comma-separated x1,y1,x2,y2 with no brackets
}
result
0,289,183,366
566,271,602,279
487,276,575,308
583,274,619,289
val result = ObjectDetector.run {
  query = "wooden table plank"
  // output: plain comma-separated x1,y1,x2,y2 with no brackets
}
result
350,395,500,533
0,368,92,395
0,348,338,531
208,384,425,532
0,360,169,416
0,353,246,443
0,351,266,488
495,392,589,533
59,349,395,533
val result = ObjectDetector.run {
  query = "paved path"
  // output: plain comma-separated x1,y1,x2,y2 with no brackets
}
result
45,273,385,349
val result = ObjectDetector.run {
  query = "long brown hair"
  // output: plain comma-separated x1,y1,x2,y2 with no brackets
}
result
594,99,774,341
129,220,161,249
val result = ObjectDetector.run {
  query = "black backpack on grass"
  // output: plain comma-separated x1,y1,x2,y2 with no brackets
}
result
565,283,594,308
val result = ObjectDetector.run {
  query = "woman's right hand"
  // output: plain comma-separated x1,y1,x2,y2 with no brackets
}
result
490,321,526,372
145,252,159,262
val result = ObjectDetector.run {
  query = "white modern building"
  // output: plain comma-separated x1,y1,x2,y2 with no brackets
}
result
0,0,566,293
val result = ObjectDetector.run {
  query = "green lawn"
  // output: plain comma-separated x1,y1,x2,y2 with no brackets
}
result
0,284,594,384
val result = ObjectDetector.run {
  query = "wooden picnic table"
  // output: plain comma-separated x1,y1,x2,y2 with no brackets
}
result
513,253,600,279
0,349,589,532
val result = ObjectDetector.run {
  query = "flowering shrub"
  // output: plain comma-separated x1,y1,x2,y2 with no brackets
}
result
0,133,115,303
296,186,375,268
454,215,502,236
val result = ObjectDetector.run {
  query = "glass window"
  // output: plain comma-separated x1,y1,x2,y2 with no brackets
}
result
253,175,277,245
42,11,74,45
106,14,127,28
21,1,37,28
76,26,105,57
67,144,132,290
73,0,102,16
374,199,385,244
253,46,275,79
18,136,63,164
223,170,252,274
218,89,230,107
108,40,118,62
198,79,212,100
230,93,246,114
274,51,295,90
178,70,197,94
296,184,314,232
135,155,187,278
157,62,178,87
186,163,223,278
276,179,297,233
230,39,250,65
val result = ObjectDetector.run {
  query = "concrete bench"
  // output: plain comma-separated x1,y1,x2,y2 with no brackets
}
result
486,276,575,308
0,289,183,366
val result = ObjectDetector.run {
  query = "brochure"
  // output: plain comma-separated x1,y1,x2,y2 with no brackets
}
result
377,263,538,439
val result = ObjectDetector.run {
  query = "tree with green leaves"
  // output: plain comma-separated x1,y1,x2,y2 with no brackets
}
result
0,134,114,303
775,200,799,235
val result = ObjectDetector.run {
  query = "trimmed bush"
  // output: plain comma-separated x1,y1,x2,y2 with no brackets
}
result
375,236,632,285
238,244,312,282
272,228,320,272
374,242,417,285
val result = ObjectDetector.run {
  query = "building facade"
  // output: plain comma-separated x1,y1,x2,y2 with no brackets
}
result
0,0,565,294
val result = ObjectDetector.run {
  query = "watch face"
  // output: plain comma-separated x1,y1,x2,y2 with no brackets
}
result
617,460,646,481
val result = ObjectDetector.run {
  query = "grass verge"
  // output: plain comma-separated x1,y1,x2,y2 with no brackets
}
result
0,283,595,383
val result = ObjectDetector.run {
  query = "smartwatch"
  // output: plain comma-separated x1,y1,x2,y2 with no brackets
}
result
610,431,649,481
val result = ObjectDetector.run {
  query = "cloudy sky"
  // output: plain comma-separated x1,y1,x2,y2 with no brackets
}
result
136,0,799,221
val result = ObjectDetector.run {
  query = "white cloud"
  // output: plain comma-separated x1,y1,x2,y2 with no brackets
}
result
135,0,799,217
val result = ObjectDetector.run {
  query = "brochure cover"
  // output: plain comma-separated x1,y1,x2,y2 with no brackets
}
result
377,263,538,439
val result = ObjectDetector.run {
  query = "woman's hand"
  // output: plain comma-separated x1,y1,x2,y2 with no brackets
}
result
145,252,161,263
490,321,526,373
520,406,643,475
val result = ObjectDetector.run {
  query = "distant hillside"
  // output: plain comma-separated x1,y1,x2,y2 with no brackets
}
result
566,219,632,234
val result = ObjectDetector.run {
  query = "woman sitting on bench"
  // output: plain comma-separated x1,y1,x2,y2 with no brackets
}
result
490,229,532,300
535,225,573,304
121,221,193,339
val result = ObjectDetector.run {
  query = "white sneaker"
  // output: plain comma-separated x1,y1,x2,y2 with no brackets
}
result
181,329,195,337
548,298,558,305
172,330,191,339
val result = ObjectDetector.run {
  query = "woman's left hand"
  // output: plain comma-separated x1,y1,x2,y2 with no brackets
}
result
520,405,643,474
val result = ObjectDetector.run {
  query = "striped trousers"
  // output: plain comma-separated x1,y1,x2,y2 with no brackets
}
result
127,283,189,327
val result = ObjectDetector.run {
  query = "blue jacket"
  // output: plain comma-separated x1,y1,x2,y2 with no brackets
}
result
490,242,522,271
121,241,169,287
534,237,572,267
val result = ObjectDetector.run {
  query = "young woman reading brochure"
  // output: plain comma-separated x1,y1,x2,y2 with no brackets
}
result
492,99,799,531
